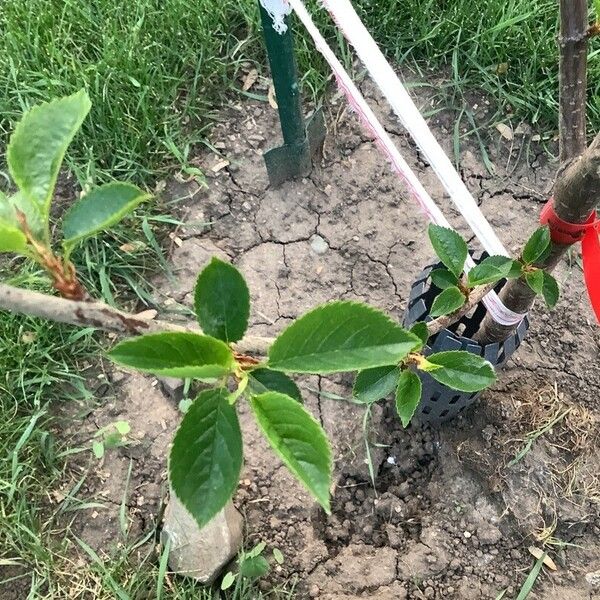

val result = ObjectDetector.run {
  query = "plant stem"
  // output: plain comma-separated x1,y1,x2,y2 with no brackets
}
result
0,282,271,356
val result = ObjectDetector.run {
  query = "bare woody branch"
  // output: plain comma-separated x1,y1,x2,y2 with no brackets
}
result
0,280,495,357
0,283,272,356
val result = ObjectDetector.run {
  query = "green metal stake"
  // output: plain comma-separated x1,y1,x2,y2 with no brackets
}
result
259,1,325,187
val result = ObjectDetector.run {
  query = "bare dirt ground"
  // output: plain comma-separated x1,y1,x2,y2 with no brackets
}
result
52,76,600,599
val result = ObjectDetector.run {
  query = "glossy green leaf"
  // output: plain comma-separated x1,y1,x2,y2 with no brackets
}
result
62,183,150,246
467,255,518,287
428,224,468,278
525,269,544,295
0,219,27,253
427,351,496,392
542,272,559,308
240,556,270,579
522,226,551,264
430,268,459,290
409,322,429,347
268,302,421,374
430,286,466,317
250,392,332,512
248,368,302,403
194,257,250,343
395,369,422,428
108,332,233,378
353,365,400,404
169,388,242,528
7,90,91,215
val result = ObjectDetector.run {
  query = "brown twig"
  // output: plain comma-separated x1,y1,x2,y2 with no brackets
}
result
16,210,88,301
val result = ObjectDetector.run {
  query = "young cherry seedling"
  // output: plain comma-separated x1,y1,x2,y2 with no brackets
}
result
107,256,496,530
426,223,558,318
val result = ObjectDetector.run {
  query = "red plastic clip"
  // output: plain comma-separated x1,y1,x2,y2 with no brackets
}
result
540,199,600,322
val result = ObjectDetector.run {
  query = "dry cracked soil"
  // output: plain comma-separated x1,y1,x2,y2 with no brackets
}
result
43,76,600,599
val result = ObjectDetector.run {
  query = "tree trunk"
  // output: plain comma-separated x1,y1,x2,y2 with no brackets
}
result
559,0,588,162
475,0,593,345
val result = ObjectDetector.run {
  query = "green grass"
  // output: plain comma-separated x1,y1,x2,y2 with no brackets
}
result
1,1,600,186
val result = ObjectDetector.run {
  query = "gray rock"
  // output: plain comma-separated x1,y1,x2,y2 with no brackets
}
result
586,569,600,590
162,496,243,583
310,234,329,255
158,376,185,401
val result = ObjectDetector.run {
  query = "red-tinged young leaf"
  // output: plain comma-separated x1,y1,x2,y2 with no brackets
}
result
395,369,422,428
169,388,243,528
250,392,332,512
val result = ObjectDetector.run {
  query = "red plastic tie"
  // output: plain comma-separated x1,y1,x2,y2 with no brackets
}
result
539,199,599,244
540,199,600,322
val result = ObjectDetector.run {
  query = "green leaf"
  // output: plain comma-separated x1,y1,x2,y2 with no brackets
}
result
430,286,466,317
353,365,400,404
430,268,459,290
272,548,284,565
194,257,250,343
427,351,496,392
541,272,559,308
108,332,233,379
409,322,429,347
248,368,302,403
62,183,150,246
522,226,551,264
525,269,544,295
0,191,45,240
221,572,236,591
240,556,270,579
92,441,105,459
428,224,468,278
515,553,546,600
507,260,524,279
268,301,421,374
395,369,422,428
170,388,243,528
467,255,519,287
250,392,332,512
7,90,91,216
0,219,27,254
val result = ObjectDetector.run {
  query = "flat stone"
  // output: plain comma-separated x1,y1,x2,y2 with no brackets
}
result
586,569,600,590
162,497,243,583
310,234,329,255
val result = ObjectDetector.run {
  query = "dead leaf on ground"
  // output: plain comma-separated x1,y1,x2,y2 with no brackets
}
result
136,309,158,320
211,159,230,173
495,122,514,141
528,546,558,571
243,68,258,91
